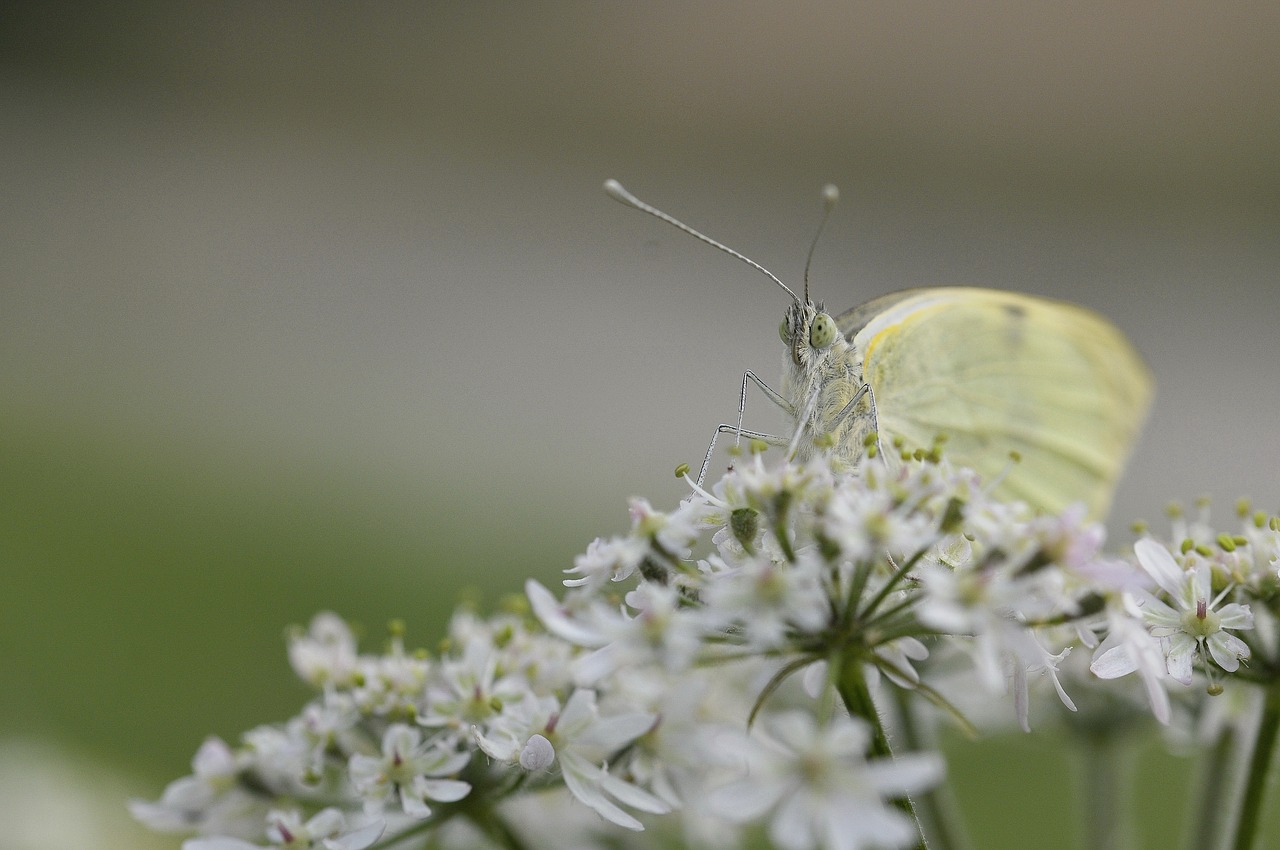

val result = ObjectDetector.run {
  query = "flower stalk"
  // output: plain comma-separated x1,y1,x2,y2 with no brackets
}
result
1230,681,1280,850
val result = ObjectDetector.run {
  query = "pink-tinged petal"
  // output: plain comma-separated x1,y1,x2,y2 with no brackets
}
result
1134,539,1187,599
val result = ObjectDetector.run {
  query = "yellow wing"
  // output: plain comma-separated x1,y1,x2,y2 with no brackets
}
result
837,288,1153,517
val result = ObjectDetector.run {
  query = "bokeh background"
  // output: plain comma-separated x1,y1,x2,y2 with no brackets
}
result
2,4,1278,848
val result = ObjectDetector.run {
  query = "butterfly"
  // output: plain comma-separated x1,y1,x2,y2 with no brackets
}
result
605,180,1153,518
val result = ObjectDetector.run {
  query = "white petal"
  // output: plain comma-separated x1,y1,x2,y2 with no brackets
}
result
1165,635,1196,684
1208,633,1250,672
704,779,786,822
399,786,432,819
1090,643,1137,679
1134,540,1186,598
1218,603,1255,630
598,770,671,814
525,580,606,647
864,752,945,796
323,820,385,850
417,777,472,803
769,791,815,850
581,712,657,751
183,840,262,850
560,754,644,831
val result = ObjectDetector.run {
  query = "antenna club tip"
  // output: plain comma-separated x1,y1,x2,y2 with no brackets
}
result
603,178,628,199
821,184,839,205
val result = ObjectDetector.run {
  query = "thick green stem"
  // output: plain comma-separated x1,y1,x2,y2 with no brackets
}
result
836,653,929,849
836,652,895,758
1231,682,1280,850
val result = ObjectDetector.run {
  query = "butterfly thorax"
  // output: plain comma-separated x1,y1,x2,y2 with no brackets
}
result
778,301,877,467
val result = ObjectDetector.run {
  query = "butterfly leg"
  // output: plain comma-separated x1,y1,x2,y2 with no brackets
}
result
695,371,796,486
696,424,789,487
734,370,795,446
826,383,886,460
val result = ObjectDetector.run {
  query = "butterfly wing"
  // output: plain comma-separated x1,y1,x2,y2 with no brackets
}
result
836,287,1153,517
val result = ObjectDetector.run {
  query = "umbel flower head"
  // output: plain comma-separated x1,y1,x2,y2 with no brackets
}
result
132,451,1280,850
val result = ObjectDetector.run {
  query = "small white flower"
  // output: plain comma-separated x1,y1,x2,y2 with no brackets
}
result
288,613,360,689
348,725,471,818
474,689,668,830
705,712,943,850
564,535,650,590
182,807,384,850
1125,539,1254,684
1090,601,1174,724
699,547,829,652
130,737,263,838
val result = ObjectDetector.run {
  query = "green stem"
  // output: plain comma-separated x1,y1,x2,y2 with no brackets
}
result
1186,725,1237,850
1231,682,1280,850
835,653,929,849
836,652,894,758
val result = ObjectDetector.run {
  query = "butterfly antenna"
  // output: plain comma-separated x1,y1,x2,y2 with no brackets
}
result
604,179,799,304
802,184,839,304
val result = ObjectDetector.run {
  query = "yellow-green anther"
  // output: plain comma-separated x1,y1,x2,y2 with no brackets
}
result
1180,538,1195,555
1217,533,1237,552
674,463,690,479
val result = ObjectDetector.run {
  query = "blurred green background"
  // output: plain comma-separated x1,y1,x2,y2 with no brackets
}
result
2,3,1278,848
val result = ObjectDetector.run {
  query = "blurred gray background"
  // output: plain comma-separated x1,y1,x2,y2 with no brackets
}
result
1,3,1277,849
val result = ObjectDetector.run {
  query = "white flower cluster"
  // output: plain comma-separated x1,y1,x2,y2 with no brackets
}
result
133,453,1280,850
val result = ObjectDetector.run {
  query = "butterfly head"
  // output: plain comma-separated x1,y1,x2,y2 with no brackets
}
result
780,299,841,369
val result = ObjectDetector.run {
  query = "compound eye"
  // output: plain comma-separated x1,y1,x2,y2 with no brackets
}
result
778,320,790,344
809,313,837,349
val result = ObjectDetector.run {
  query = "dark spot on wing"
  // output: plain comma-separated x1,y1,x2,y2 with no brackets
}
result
1002,301,1027,348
